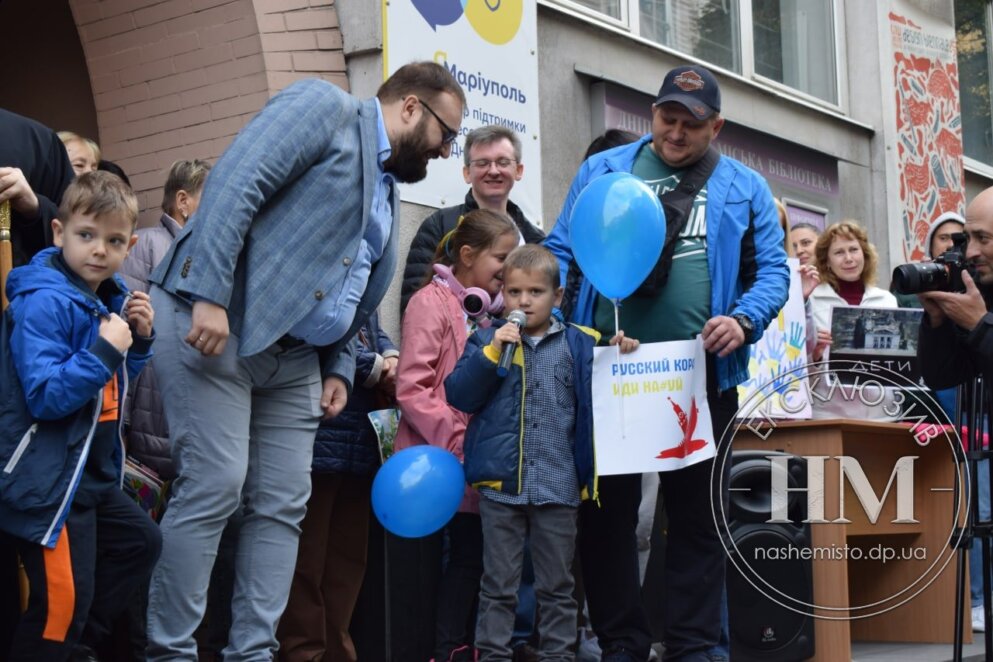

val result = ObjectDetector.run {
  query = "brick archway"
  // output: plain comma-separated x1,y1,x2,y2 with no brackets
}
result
69,0,348,225
0,0,99,145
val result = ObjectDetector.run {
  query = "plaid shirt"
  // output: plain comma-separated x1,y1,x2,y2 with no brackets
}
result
482,319,580,507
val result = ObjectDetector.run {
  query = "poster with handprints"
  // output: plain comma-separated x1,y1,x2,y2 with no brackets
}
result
592,336,715,474
736,258,812,419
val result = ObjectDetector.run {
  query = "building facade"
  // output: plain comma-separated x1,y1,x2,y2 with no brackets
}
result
2,0,992,336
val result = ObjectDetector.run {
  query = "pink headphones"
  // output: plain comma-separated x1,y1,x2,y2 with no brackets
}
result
433,264,504,326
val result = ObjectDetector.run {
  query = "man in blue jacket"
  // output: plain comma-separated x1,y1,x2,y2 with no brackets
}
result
546,65,789,662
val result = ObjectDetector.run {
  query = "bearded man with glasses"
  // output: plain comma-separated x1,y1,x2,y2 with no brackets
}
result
143,61,464,660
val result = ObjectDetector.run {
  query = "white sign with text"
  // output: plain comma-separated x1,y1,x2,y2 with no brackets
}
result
593,337,715,474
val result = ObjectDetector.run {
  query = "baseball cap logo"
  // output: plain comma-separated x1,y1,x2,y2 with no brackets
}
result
674,71,705,92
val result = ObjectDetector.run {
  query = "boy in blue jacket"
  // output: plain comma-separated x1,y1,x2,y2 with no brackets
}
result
446,245,637,660
0,171,161,660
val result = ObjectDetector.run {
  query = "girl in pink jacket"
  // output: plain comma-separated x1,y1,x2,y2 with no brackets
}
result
395,209,519,662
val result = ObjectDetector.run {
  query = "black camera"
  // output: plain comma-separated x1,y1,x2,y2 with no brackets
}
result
891,232,971,294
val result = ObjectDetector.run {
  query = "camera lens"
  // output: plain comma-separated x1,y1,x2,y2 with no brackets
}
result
891,262,948,294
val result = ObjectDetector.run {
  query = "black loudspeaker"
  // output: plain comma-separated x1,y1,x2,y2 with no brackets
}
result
727,451,816,662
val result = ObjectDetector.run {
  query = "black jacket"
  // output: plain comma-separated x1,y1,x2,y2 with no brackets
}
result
399,190,545,316
919,310,993,390
0,109,73,265
313,312,397,476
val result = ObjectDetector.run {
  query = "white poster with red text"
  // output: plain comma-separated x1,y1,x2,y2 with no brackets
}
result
592,337,715,475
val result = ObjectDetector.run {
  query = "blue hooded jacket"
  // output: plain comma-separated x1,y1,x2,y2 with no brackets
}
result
0,247,153,547
545,136,789,392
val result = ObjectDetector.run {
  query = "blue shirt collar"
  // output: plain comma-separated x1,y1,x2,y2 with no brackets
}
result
374,98,392,170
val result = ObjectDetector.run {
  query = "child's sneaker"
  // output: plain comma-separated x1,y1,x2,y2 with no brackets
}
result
974,604,986,632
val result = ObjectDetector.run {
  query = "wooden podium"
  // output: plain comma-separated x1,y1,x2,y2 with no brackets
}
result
733,419,969,661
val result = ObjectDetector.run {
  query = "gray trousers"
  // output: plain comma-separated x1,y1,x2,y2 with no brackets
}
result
146,288,323,661
477,499,578,661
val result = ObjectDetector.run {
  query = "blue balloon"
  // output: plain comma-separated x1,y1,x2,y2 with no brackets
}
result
372,446,465,538
569,173,666,300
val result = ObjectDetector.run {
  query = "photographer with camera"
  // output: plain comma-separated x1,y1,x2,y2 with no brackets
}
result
891,212,966,419
891,212,965,307
917,189,993,633
917,196,993,352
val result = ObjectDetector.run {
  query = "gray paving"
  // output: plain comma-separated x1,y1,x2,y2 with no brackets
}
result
851,639,989,661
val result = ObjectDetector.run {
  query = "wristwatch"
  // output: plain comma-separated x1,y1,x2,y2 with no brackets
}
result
732,313,755,343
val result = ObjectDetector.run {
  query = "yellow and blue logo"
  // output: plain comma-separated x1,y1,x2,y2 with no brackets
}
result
412,0,522,45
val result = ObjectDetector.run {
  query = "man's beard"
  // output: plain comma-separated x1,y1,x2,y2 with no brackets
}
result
971,260,993,286
970,262,993,308
977,271,993,308
385,129,441,183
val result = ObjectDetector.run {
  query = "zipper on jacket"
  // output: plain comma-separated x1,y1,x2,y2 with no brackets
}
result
581,332,600,504
117,354,130,487
591,428,600,506
43,275,130,544
116,293,132,487
41,375,103,547
576,331,599,506
517,355,526,494
3,423,38,474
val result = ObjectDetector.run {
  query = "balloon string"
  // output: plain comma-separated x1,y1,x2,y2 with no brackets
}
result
614,298,625,440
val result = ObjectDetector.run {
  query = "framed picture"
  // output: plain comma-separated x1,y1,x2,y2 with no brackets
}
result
826,306,924,385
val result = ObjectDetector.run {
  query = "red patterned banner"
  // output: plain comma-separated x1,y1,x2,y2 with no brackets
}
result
890,11,965,261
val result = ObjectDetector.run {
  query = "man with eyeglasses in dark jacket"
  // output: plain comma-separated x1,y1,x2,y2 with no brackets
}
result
399,124,544,316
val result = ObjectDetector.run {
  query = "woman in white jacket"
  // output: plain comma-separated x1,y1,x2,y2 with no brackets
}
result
806,221,899,420
808,220,897,361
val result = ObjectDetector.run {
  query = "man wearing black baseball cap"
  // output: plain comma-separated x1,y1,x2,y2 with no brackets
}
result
547,64,789,661
651,64,724,168
655,64,722,120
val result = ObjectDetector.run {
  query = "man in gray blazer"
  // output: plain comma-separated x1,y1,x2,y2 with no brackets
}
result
145,61,465,660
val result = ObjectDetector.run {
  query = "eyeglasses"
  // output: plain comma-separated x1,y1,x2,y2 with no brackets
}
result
468,158,518,170
418,98,459,146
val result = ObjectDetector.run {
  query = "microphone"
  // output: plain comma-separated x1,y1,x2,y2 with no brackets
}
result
496,309,527,377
